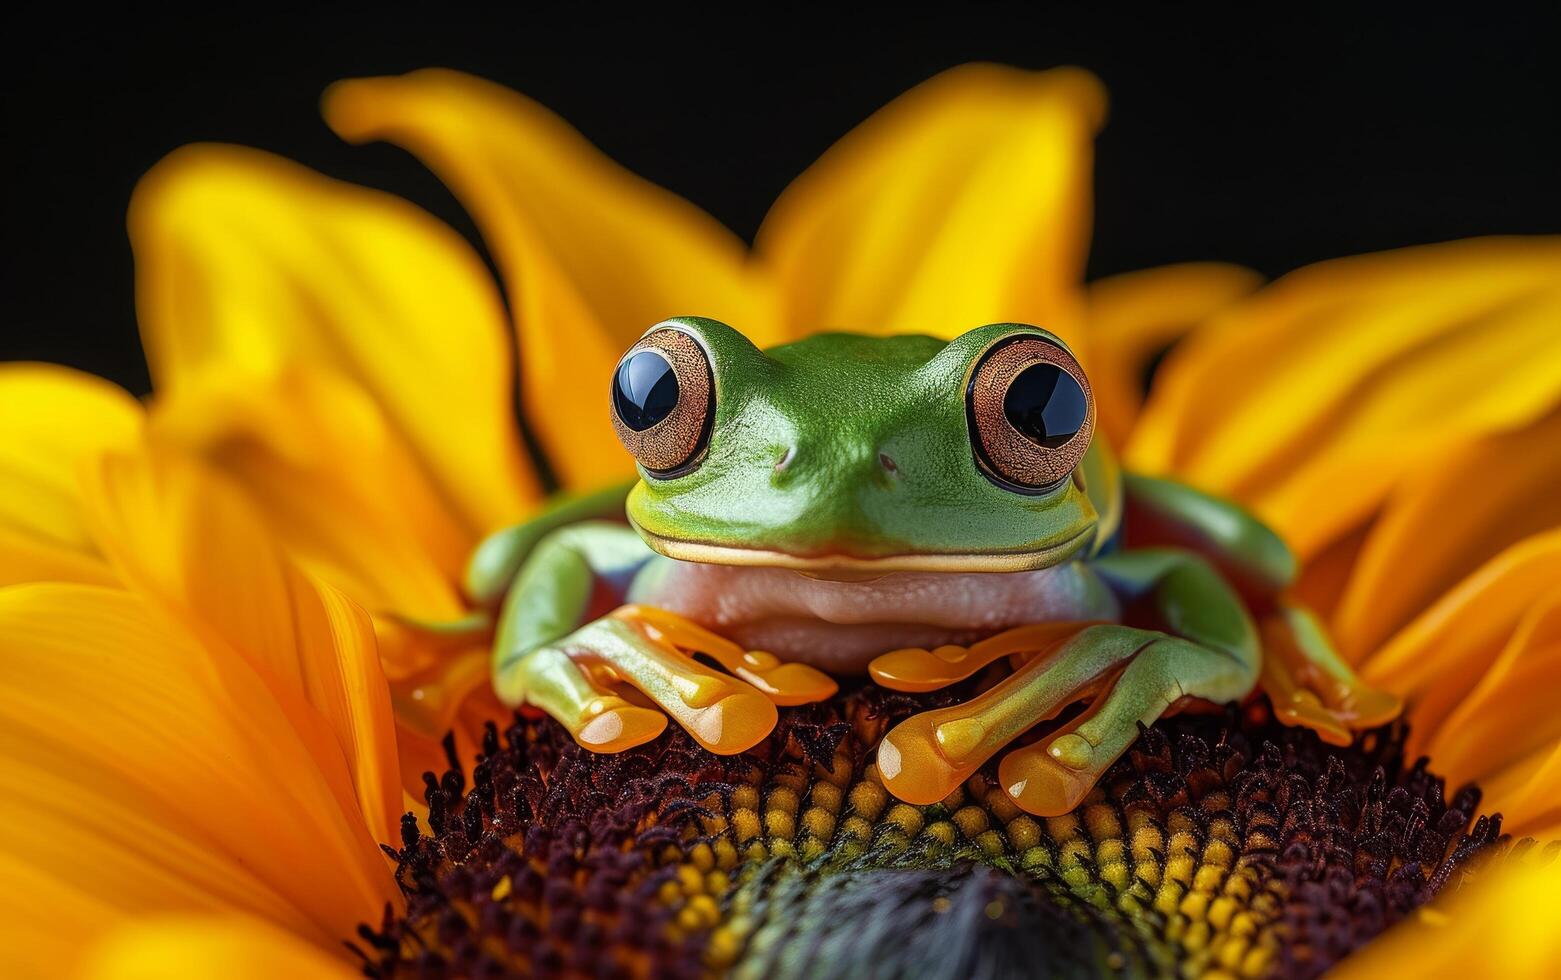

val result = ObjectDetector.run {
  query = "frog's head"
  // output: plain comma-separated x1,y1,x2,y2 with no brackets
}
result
610,317,1115,575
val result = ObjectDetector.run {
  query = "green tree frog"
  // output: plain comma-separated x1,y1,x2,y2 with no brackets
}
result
466,318,1399,816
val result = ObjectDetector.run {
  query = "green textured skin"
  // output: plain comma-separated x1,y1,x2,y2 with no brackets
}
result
625,318,1107,561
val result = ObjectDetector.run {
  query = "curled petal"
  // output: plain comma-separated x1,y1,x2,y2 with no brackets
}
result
1361,529,1561,771
1129,238,1561,561
130,143,539,532
325,69,774,489
1331,408,1561,659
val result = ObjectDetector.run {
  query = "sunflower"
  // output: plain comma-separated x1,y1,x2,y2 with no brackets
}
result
3,63,1561,978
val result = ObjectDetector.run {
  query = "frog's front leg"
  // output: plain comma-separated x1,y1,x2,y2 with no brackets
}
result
872,549,1259,816
489,521,835,756
1123,473,1401,744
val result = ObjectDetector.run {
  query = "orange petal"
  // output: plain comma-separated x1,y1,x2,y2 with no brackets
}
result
80,914,360,980
0,585,396,976
758,64,1104,346
81,445,403,845
1326,857,1561,980
1416,581,1561,834
1360,529,1561,762
1128,238,1561,561
1331,408,1561,659
1082,263,1261,445
129,142,540,534
0,365,142,587
324,69,775,490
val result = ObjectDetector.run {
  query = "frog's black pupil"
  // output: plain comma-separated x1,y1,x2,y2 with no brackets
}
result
613,351,680,431
1003,363,1087,448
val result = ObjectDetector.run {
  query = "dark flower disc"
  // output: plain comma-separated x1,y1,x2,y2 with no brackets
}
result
356,690,1510,980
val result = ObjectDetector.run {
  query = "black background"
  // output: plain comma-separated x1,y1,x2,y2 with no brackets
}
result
6,7,1560,397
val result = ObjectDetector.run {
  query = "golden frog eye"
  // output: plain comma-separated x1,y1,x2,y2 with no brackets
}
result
609,327,714,475
966,335,1094,491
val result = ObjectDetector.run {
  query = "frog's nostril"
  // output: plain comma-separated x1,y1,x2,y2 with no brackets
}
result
878,453,898,474
774,447,794,473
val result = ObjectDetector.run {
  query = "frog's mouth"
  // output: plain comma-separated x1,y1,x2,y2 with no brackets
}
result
630,521,1097,578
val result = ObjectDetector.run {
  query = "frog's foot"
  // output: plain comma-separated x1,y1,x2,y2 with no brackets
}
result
1259,602,1402,746
871,623,1258,816
497,606,836,757
611,605,838,707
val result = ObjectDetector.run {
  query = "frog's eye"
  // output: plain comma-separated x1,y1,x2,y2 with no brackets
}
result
609,328,715,476
966,335,1094,492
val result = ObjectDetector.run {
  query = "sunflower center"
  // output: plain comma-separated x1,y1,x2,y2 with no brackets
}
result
355,692,1504,980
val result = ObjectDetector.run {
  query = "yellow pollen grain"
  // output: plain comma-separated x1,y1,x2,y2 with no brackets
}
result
809,782,844,813
802,807,836,840
705,927,743,969
924,820,957,847
849,782,888,820
713,838,739,870
731,785,760,811
1193,864,1225,894
767,786,800,815
706,871,730,895
1083,804,1121,840
1046,813,1081,840
975,830,1006,857
940,786,967,810
689,842,715,873
732,808,761,843
490,875,513,901
1006,816,1041,851
678,865,706,895
840,815,873,841
1100,858,1131,892
953,806,990,838
1095,838,1126,867
885,804,924,836
1059,838,1091,868
764,809,795,840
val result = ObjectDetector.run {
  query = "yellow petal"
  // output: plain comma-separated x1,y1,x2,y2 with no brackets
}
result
82,445,402,844
129,142,540,533
148,367,469,626
1331,408,1561,659
324,69,774,489
1360,529,1561,761
0,365,142,586
1082,263,1261,445
757,63,1104,345
1128,238,1561,560
1326,857,1561,979
0,584,396,977
79,914,359,980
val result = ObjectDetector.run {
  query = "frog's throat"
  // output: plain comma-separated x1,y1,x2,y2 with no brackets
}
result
629,521,1097,575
